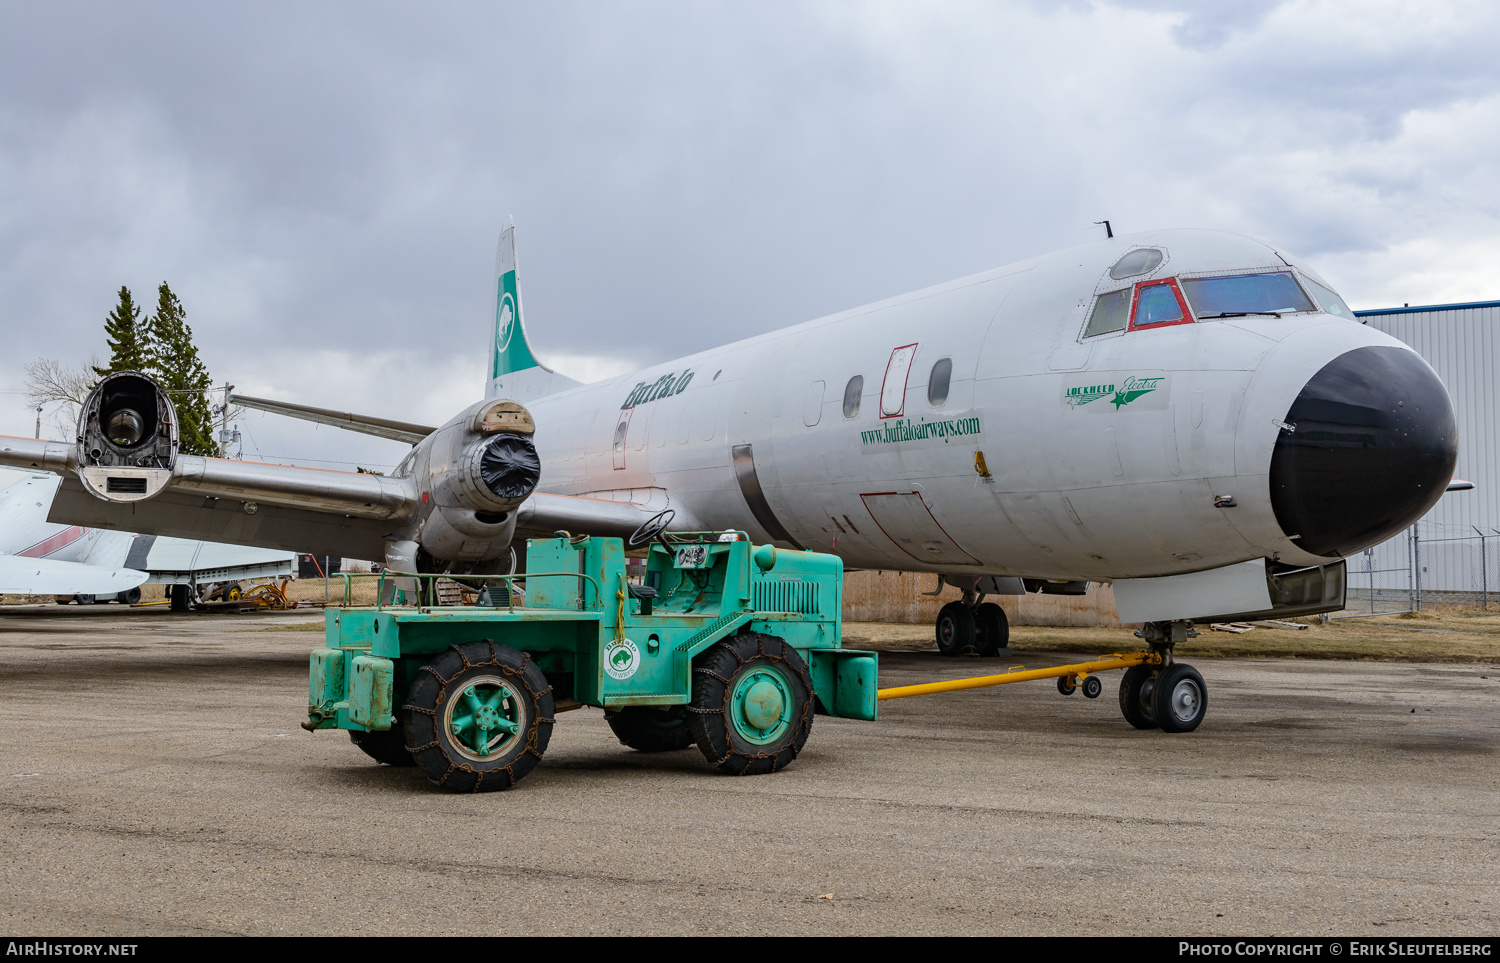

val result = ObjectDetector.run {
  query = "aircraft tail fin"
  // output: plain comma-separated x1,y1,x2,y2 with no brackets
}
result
487,217,583,402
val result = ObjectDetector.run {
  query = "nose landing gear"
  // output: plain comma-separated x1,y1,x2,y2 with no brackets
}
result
916,610,1210,734
1118,620,1208,732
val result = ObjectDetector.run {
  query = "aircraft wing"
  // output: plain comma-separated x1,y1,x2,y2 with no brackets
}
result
515,491,698,541
230,394,435,444
0,436,416,562
3,370,677,569
0,553,147,595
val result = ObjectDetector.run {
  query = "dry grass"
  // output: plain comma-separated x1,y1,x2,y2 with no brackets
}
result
12,571,1500,665
845,606,1500,664
285,577,382,606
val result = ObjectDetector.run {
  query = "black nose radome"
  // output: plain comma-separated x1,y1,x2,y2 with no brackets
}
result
1269,346,1457,558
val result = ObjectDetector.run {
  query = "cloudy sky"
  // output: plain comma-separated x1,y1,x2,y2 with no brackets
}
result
2,0,1498,474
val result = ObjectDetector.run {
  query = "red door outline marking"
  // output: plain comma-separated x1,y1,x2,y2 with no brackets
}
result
878,342,919,419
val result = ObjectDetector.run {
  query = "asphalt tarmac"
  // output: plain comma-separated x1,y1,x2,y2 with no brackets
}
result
0,605,1495,936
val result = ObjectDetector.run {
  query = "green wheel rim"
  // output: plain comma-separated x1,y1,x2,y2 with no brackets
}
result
443,674,527,762
729,665,793,746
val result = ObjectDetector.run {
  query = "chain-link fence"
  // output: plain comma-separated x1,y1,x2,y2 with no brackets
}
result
1334,526,1500,618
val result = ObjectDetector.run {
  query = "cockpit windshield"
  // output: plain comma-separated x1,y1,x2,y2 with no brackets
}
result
1181,272,1314,319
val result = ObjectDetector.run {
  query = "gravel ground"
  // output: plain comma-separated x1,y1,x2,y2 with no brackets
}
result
0,605,1495,936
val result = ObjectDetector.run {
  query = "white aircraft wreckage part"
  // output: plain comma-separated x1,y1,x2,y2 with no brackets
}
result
0,555,148,595
1112,559,1273,625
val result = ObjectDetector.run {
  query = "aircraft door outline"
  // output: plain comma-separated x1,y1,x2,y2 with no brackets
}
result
612,409,631,470
803,381,825,427
880,343,918,418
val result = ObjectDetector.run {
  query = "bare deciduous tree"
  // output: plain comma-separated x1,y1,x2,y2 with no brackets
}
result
24,356,99,438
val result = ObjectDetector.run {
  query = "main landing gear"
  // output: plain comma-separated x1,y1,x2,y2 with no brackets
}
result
1116,620,1208,733
935,590,1009,658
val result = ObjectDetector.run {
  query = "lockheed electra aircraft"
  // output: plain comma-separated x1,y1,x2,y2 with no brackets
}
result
0,223,1458,734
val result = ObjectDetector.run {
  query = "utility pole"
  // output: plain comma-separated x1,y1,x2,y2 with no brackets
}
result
217,382,238,459
34,405,41,440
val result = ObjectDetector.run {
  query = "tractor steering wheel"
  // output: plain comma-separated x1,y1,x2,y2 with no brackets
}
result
627,509,676,549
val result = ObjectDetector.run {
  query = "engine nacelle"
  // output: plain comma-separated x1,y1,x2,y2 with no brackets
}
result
76,371,179,502
411,399,542,563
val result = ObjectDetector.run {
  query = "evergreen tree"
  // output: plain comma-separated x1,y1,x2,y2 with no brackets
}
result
145,282,220,456
91,286,148,378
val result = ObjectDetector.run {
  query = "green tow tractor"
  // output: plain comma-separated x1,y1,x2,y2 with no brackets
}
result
305,532,879,791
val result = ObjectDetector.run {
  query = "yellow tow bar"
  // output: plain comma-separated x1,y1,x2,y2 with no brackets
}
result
877,651,1162,701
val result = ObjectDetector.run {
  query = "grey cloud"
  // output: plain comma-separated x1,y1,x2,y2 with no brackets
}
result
2,1,1499,467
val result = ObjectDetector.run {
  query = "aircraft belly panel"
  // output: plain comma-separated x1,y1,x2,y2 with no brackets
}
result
1054,480,1257,578
859,491,979,565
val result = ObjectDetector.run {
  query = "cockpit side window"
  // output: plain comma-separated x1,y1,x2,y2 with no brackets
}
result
1130,279,1192,329
1084,289,1131,338
1303,277,1357,321
1180,271,1315,319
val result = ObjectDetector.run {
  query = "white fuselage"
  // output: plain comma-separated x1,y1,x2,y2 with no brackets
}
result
513,229,1419,581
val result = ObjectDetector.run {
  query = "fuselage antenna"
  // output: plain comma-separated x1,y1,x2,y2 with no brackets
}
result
1094,220,1113,239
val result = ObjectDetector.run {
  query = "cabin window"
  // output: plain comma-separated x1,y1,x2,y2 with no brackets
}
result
1131,279,1191,329
880,344,917,418
1084,289,1131,337
842,375,863,418
1303,277,1357,321
1109,248,1164,280
927,358,952,406
1180,271,1315,319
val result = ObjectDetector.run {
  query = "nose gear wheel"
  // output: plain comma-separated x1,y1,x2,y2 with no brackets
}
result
1118,664,1159,730
1154,662,1207,732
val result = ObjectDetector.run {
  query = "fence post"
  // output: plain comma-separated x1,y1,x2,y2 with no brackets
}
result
1412,527,1421,612
1406,527,1415,613
1483,531,1489,611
